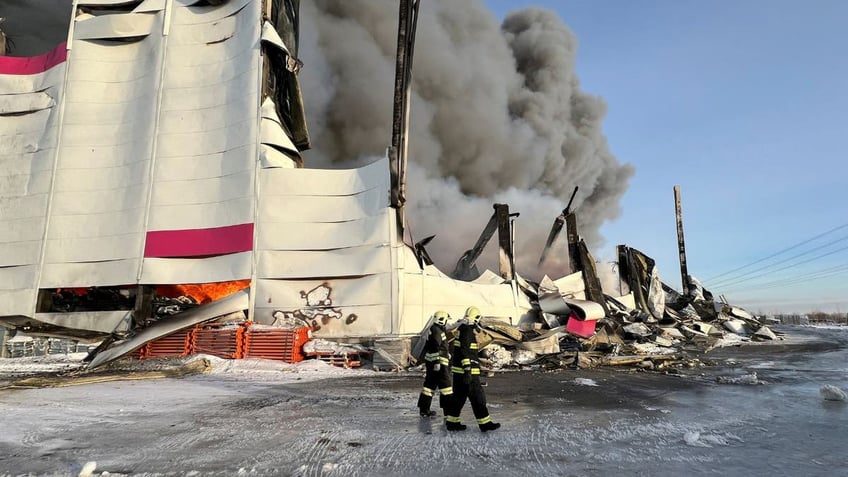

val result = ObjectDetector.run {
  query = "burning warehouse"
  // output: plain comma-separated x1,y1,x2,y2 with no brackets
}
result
0,0,774,369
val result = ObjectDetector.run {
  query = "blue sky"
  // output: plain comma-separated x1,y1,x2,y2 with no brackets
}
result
485,0,848,314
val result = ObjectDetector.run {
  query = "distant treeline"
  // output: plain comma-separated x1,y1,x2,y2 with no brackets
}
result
773,312,848,325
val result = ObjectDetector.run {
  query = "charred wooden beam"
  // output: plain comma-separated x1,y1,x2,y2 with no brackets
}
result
577,240,609,315
673,185,690,296
495,203,515,281
389,0,420,234
566,212,579,273
538,186,578,267
132,285,155,328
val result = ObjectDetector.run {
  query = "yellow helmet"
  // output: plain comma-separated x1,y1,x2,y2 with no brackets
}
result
433,310,449,326
465,306,482,325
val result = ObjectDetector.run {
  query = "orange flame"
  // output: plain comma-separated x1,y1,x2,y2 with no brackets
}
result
156,279,250,304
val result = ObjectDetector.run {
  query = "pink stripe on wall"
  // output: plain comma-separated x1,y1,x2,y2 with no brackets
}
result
144,223,254,258
0,43,68,75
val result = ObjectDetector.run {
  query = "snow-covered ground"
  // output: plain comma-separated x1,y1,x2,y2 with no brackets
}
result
1,326,846,476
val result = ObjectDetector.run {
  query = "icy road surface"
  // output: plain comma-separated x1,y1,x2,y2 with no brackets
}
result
1,326,847,476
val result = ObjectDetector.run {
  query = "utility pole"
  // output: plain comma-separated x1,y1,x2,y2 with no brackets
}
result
673,185,690,296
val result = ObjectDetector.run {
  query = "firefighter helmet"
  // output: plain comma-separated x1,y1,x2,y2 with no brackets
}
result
465,306,482,325
433,310,449,326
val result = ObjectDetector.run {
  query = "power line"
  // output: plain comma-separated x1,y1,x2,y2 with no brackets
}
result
723,262,848,293
708,233,848,287
712,243,848,290
704,221,848,283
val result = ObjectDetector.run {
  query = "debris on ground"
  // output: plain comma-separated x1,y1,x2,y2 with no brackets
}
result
820,384,847,401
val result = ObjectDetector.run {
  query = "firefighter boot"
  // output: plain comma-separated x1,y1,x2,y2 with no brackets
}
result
445,420,467,431
420,409,437,417
479,421,501,432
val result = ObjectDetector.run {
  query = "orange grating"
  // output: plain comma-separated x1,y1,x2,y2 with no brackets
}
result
137,327,195,359
193,323,245,359
136,322,313,364
243,326,310,363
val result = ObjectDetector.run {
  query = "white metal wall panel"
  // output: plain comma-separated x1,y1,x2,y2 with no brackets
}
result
253,274,394,309
399,269,529,335
0,242,42,268
0,92,54,114
33,310,133,334
172,0,252,25
146,197,253,231
258,210,392,251
73,13,157,40
0,194,49,221
168,14,237,45
154,145,254,181
259,188,388,224
256,246,393,279
260,158,389,197
0,265,38,290
259,144,296,168
0,150,55,177
0,289,37,316
0,67,65,96
51,185,147,215
134,0,168,13
46,209,145,239
40,10,165,287
0,47,64,318
140,252,252,283
0,217,45,244
45,235,145,263
253,303,393,337
151,170,253,207
145,0,259,236
41,259,140,288
155,118,255,157
160,70,257,112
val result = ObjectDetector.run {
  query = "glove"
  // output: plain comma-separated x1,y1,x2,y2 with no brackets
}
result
464,368,472,384
433,363,441,372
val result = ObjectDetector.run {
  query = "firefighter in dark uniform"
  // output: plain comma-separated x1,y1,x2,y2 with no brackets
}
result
417,310,453,417
444,306,501,432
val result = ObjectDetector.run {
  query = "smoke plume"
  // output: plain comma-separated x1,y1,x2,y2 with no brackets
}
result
299,0,633,278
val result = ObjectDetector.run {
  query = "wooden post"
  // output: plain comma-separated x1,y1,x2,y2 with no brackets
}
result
673,185,690,296
565,212,580,273
133,285,155,328
578,240,610,315
495,204,514,280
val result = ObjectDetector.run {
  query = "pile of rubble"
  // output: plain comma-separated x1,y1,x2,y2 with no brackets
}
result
463,245,780,372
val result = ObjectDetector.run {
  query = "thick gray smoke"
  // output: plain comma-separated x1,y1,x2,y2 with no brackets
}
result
299,0,633,278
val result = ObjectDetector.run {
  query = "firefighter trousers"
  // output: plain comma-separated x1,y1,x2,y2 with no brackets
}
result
417,361,453,413
445,372,490,423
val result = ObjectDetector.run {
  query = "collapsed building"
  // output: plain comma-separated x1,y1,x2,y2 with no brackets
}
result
0,0,775,370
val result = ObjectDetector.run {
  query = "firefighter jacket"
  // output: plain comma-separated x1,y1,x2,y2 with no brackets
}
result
450,322,480,376
423,323,450,366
